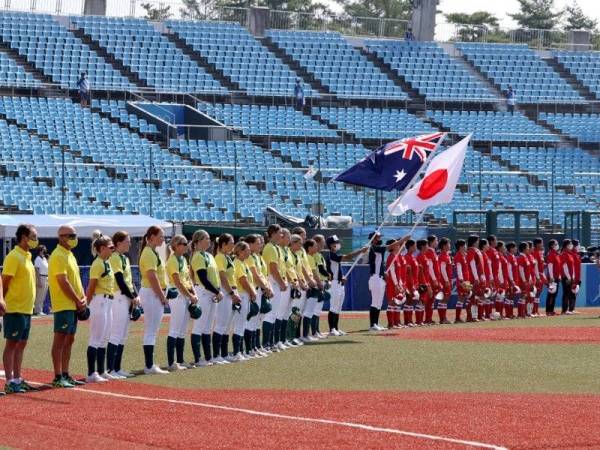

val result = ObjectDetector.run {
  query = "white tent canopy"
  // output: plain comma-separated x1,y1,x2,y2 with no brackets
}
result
0,215,174,239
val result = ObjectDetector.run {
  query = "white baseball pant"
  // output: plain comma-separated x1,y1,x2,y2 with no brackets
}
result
246,288,263,331
263,276,282,324
276,285,291,320
192,286,216,335
369,275,386,309
108,293,131,346
140,287,164,346
289,289,306,316
303,293,317,319
231,292,250,336
88,295,113,348
214,291,233,335
329,280,345,314
168,294,190,339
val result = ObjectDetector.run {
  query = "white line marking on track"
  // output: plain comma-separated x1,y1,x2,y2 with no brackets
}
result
2,377,507,449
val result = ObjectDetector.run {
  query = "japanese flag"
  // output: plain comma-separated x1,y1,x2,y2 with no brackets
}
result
388,134,471,215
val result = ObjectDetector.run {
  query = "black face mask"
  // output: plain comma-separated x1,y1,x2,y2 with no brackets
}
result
373,239,382,246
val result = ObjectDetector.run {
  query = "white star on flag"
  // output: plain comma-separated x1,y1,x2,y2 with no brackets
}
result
394,170,406,183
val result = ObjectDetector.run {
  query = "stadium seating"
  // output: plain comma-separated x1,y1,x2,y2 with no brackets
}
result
91,99,159,135
0,12,133,90
538,112,600,143
457,43,584,103
313,107,436,140
365,40,496,102
427,110,560,142
265,30,407,99
554,51,600,99
165,20,316,98
197,103,338,137
0,52,39,88
70,16,226,93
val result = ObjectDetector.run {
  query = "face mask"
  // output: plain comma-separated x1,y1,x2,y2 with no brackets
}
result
332,244,341,252
67,238,78,249
552,245,559,251
27,239,39,250
566,244,573,251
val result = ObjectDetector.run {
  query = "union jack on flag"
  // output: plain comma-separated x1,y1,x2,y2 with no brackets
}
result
382,132,446,162
334,132,447,192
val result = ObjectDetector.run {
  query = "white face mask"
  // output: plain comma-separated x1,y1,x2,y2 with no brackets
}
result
552,245,559,251
332,243,341,252
567,244,574,251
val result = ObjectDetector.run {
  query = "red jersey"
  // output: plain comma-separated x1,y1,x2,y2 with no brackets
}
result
561,251,575,281
485,247,499,284
403,253,420,291
481,250,493,283
517,254,532,286
572,250,581,282
528,253,539,281
534,250,545,282
497,252,509,289
545,250,561,281
507,253,518,284
416,253,431,285
438,251,453,285
385,253,404,299
454,251,470,283
423,248,441,286
466,247,485,283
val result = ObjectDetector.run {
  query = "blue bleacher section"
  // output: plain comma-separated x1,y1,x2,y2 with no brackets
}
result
266,30,407,100
0,52,39,88
538,112,600,143
197,103,338,137
457,43,584,103
91,99,159,135
313,107,436,140
427,110,560,142
554,51,600,99
366,40,496,102
165,20,316,98
0,12,133,90
70,16,226,93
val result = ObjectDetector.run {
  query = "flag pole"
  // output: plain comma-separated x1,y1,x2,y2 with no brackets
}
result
385,209,426,274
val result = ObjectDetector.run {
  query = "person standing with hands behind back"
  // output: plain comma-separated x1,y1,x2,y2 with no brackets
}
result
49,225,87,388
139,226,169,375
33,245,48,315
2,224,39,394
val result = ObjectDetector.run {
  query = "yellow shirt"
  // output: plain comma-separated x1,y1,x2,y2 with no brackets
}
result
139,246,167,289
48,244,84,312
190,251,220,290
283,246,297,282
234,258,255,295
89,257,115,296
215,252,236,289
262,242,285,277
2,246,35,314
109,252,134,295
166,254,192,291
314,252,329,281
293,250,306,283
250,253,268,278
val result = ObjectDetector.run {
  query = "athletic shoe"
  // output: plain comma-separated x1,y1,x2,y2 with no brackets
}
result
225,354,236,363
167,363,186,371
317,331,328,338
439,319,452,325
277,342,289,350
19,380,39,392
375,324,387,331
4,382,26,394
213,356,230,365
107,371,126,380
233,353,248,362
285,340,295,347
144,365,169,375
64,375,85,386
52,376,74,388
292,338,304,346
256,349,268,357
329,329,341,337
116,370,135,378
100,371,119,380
86,372,108,383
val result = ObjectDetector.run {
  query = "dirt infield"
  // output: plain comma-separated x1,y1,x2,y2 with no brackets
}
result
384,326,600,344
1,369,599,449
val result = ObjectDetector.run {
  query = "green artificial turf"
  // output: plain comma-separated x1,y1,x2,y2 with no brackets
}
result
12,312,600,395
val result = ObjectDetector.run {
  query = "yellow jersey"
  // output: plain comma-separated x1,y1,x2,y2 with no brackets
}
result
139,246,167,289
89,257,115,296
215,252,236,289
190,251,220,291
109,252,134,295
233,258,255,295
2,246,35,314
166,254,193,292
262,242,285,277
283,246,297,282
48,244,84,312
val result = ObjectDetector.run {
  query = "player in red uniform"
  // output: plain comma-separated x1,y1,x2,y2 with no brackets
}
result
486,235,502,317
517,242,533,318
424,235,442,325
561,239,577,315
453,239,471,323
478,239,493,319
415,240,431,326
385,242,405,329
403,240,419,327
437,238,452,324
532,238,546,317
466,235,485,322
505,242,519,319
571,239,582,313
496,241,509,319
545,239,561,316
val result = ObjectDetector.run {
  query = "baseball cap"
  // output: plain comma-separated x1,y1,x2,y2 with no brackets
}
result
326,235,340,247
368,231,382,240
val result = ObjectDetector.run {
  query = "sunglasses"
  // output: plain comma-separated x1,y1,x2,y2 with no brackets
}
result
60,233,77,239
178,242,189,247
108,246,115,250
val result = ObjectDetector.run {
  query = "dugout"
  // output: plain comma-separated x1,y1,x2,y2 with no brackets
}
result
0,215,175,265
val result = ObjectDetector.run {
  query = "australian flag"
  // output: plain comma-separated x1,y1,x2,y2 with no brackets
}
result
334,132,446,191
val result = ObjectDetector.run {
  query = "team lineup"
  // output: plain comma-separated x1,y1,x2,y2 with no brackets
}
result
0,222,583,393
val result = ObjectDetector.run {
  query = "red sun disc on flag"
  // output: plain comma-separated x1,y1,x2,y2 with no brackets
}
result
417,169,448,200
